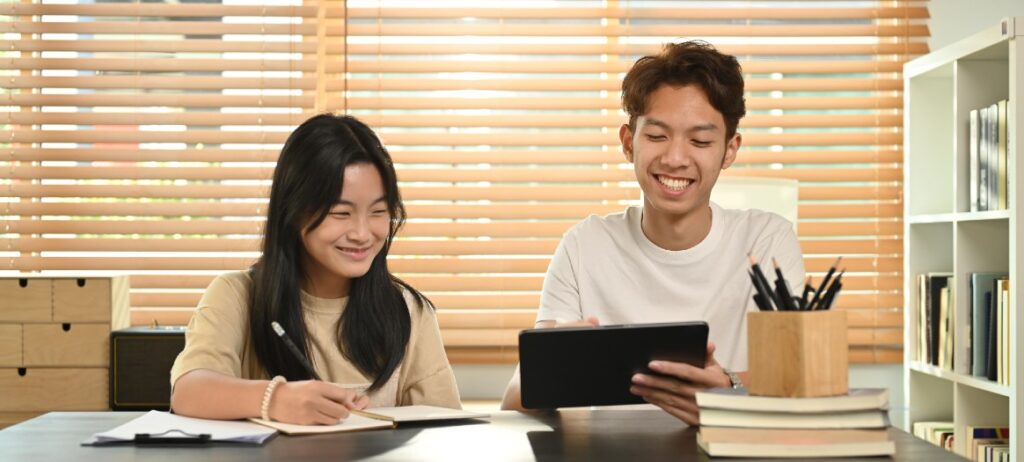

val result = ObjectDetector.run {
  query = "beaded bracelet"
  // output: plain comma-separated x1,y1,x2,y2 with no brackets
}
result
260,375,287,421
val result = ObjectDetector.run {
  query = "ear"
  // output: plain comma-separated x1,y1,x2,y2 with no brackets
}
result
619,123,635,163
721,132,741,170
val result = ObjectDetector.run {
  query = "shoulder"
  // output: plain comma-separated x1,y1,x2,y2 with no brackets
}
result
563,207,635,243
715,204,795,237
205,270,253,299
197,271,253,319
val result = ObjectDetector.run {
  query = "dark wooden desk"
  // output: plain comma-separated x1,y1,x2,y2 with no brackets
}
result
0,410,966,461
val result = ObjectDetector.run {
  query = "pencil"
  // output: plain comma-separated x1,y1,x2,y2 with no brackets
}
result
749,270,773,311
772,258,798,310
271,321,322,381
800,276,813,310
809,256,842,310
820,270,845,310
748,254,780,310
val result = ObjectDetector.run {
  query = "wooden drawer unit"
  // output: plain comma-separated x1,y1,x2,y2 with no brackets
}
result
53,278,129,323
0,279,51,322
0,325,21,366
0,368,108,412
23,324,109,367
0,275,132,426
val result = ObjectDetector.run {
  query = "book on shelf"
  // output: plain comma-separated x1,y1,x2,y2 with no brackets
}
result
966,426,1010,462
694,387,889,413
938,284,953,370
974,439,1009,462
996,279,1010,385
969,100,1010,212
970,108,980,212
912,421,953,447
696,427,895,459
970,273,1006,377
917,273,953,367
980,277,1011,384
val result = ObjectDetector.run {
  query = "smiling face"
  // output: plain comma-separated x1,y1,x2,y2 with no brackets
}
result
300,162,391,298
620,84,741,222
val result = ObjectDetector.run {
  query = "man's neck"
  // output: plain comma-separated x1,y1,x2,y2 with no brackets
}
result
640,202,713,251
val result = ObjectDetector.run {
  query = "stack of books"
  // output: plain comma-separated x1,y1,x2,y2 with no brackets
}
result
912,421,1009,461
695,388,894,458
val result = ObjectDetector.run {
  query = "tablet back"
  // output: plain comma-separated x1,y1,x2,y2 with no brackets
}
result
518,321,709,409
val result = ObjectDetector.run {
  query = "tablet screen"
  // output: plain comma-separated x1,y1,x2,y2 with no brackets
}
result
519,321,708,409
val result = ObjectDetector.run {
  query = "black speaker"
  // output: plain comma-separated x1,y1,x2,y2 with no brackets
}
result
109,326,186,411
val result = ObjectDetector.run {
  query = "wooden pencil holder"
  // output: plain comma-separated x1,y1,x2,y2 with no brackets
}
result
746,310,848,397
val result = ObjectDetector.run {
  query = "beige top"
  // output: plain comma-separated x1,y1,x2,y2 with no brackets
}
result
170,271,461,409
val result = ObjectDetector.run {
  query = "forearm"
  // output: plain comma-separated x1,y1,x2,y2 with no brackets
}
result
170,369,269,420
500,364,526,411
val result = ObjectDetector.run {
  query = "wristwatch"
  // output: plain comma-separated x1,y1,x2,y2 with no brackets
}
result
724,369,744,390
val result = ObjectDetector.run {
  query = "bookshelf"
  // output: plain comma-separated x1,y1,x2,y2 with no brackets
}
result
903,17,1022,460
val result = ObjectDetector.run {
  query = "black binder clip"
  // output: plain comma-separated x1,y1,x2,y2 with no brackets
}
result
133,429,212,445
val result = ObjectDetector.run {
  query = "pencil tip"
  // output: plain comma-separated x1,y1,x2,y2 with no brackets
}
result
772,257,780,268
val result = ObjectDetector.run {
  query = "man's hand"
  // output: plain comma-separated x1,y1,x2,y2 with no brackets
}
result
629,341,731,425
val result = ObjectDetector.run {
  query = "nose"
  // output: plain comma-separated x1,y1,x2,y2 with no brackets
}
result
661,138,692,169
347,215,372,244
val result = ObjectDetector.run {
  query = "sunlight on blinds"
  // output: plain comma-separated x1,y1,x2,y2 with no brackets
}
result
0,0,929,363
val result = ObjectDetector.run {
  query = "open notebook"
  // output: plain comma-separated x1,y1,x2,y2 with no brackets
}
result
250,405,489,435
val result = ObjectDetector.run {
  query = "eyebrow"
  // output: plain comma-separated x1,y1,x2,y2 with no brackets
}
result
642,117,720,133
335,196,387,206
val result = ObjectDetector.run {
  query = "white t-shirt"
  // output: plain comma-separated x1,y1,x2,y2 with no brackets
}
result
537,202,806,371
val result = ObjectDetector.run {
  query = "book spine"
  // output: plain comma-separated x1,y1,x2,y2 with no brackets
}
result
970,109,979,211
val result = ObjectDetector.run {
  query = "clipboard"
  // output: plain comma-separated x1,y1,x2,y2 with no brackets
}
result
82,411,276,446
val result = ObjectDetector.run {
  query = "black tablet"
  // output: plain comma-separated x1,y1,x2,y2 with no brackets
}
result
518,321,709,409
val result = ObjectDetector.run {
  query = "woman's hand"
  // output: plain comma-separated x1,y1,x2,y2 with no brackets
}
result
268,380,369,425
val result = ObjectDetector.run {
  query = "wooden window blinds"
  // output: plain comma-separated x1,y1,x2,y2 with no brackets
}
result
0,1,928,364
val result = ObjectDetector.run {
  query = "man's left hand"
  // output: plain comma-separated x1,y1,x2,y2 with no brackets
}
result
629,341,732,425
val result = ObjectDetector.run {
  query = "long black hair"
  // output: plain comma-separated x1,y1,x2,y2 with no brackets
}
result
249,114,428,391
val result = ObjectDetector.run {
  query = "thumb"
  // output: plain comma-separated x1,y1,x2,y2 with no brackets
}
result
705,341,720,368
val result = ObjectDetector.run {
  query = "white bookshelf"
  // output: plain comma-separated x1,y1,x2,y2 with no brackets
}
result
903,17,1022,460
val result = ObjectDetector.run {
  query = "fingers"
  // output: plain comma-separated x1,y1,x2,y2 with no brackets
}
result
705,341,720,368
353,394,370,410
631,372,697,399
629,383,700,425
320,382,364,408
648,360,730,388
314,408,346,425
313,396,351,421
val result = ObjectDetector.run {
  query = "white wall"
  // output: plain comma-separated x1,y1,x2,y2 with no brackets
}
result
928,0,1024,51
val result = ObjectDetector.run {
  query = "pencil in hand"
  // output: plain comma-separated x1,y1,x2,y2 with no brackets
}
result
271,321,322,381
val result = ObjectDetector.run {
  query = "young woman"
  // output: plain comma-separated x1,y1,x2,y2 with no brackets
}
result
170,114,461,425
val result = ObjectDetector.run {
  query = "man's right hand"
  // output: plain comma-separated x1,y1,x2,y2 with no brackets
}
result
268,380,369,425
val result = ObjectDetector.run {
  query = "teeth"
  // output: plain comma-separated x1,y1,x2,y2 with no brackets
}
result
657,175,692,191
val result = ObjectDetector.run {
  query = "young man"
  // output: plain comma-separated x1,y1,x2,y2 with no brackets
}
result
500,41,806,425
